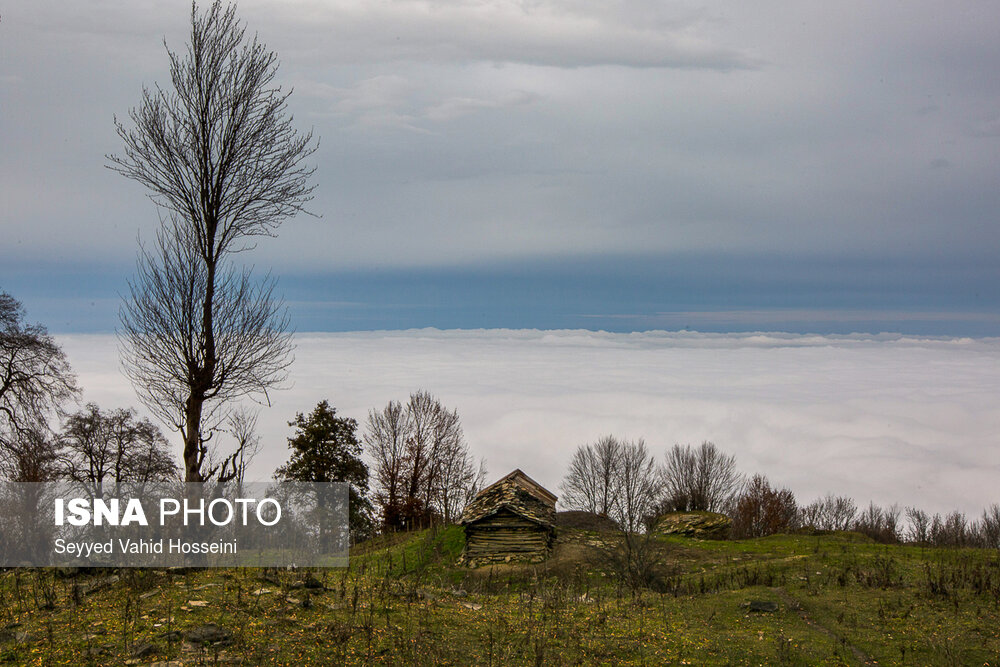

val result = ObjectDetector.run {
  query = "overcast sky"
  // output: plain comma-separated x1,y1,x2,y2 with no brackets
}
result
3,3,999,518
2,0,999,334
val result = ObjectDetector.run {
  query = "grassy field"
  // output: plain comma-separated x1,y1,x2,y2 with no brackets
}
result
1,527,999,665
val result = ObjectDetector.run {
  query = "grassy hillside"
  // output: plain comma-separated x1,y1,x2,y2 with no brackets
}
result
1,526,999,665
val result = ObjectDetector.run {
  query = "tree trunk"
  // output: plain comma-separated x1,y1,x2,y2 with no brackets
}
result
183,393,204,482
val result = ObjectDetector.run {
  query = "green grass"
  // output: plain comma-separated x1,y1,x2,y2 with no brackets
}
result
1,528,999,665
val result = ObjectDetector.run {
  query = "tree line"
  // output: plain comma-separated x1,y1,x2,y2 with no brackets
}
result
560,436,1000,548
0,297,482,542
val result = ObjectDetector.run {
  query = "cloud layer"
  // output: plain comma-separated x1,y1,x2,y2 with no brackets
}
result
58,329,1000,518
3,1,999,273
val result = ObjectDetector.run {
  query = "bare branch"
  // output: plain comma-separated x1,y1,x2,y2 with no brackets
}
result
110,2,311,480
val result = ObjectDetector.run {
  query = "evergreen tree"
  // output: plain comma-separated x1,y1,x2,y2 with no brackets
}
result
275,401,371,541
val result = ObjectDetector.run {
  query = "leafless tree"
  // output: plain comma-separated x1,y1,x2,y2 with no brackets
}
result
660,441,742,513
364,391,477,530
801,493,858,531
561,435,660,532
905,506,931,544
216,406,262,488
853,502,901,543
0,291,78,452
729,474,798,539
364,400,410,529
119,229,292,481
0,425,61,483
109,1,315,481
560,435,622,517
979,504,1000,549
60,403,178,496
613,438,660,533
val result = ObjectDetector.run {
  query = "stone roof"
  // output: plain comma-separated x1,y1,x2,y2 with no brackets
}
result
460,469,557,528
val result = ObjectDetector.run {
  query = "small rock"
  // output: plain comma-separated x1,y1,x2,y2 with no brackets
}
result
186,600,209,607
461,602,483,610
748,600,779,613
130,641,156,658
183,623,232,645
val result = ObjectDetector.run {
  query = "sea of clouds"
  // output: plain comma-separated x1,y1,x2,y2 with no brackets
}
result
59,329,1000,518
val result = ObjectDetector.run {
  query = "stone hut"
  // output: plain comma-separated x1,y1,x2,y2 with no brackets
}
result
459,469,557,565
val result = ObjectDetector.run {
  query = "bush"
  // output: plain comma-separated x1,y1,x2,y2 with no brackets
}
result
729,474,797,539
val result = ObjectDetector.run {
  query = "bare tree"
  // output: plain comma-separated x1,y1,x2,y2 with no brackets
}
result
729,474,798,539
979,504,1000,549
109,1,315,481
0,425,61,483
560,435,622,517
801,493,858,531
60,403,177,496
660,441,742,513
218,406,262,488
364,400,410,529
561,435,660,532
905,506,931,544
852,502,901,543
364,391,476,530
0,291,78,451
613,438,660,533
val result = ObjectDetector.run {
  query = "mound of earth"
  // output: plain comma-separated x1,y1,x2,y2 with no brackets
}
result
652,511,731,539
555,511,620,532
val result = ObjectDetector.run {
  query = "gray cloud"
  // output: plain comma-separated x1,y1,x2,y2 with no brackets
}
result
2,0,999,273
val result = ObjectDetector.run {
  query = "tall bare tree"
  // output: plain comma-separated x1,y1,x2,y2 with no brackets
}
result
364,400,410,529
365,391,476,530
109,1,315,480
0,291,79,453
613,438,660,533
560,435,622,517
660,441,742,513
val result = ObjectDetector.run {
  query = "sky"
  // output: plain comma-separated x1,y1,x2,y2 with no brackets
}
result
2,0,999,335
2,3,999,516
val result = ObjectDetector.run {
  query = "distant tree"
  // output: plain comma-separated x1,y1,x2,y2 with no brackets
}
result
613,439,660,533
561,435,660,532
60,403,177,495
929,510,971,547
365,391,477,531
800,494,858,531
365,400,409,530
276,401,371,540
904,506,931,544
852,502,901,543
218,406,262,488
729,474,798,538
561,435,622,517
0,291,78,454
660,441,742,513
110,1,315,481
0,425,61,483
979,504,1000,549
